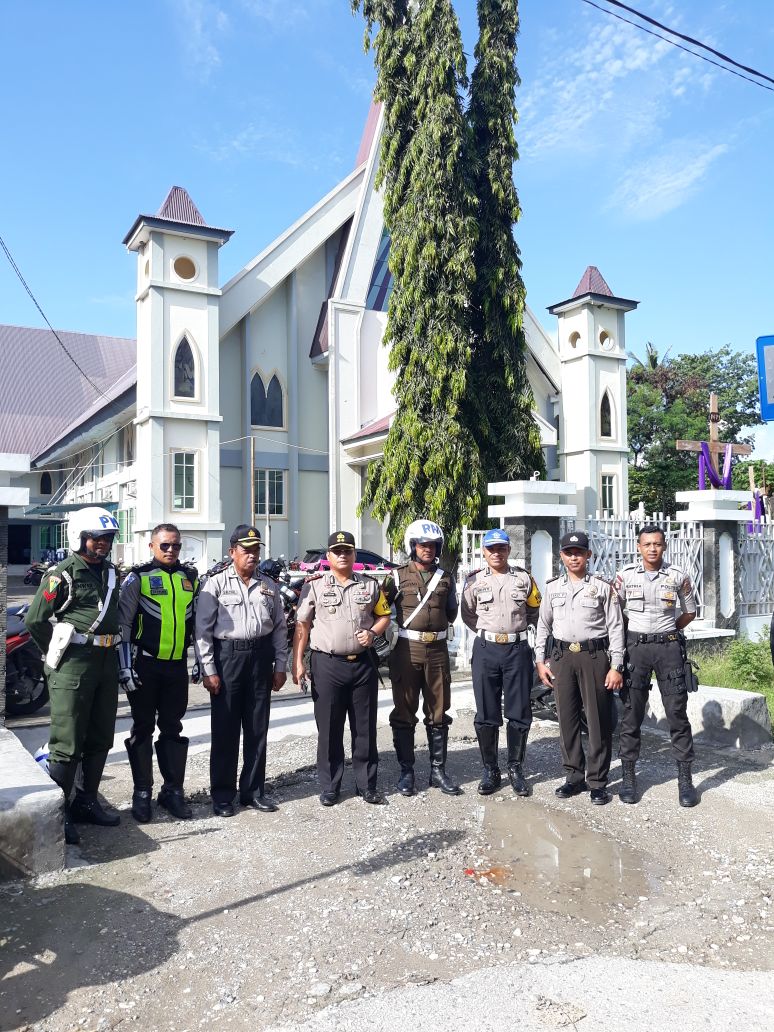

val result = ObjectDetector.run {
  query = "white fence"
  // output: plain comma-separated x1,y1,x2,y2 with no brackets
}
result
739,523,774,617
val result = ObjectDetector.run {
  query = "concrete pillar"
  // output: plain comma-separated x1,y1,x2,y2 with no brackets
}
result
0,505,6,727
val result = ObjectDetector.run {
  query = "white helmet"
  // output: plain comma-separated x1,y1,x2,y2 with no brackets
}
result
67,506,119,552
404,519,444,559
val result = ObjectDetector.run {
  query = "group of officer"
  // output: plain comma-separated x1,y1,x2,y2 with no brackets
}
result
25,506,700,845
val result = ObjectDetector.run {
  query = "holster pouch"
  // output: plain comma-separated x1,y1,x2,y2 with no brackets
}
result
46,621,76,670
684,658,699,693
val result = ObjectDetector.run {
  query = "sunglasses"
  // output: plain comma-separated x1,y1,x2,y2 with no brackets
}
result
329,547,354,556
158,542,182,552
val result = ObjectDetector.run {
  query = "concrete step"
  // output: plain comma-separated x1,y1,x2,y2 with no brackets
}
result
0,727,64,879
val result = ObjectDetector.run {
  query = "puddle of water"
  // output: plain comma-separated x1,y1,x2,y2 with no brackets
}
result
469,802,663,922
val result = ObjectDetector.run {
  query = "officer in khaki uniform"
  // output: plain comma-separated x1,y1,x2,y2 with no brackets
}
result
461,528,541,796
195,525,288,817
382,519,460,797
292,531,391,806
118,522,199,823
614,524,698,807
25,506,122,845
535,531,625,804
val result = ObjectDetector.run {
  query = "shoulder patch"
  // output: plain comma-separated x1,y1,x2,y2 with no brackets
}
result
42,575,62,602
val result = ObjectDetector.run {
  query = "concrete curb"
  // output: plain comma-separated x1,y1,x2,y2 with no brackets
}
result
645,683,772,748
0,727,64,879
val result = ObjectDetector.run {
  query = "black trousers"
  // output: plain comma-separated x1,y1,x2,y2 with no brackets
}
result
618,638,694,763
552,649,613,789
210,639,274,805
310,651,378,795
471,637,532,732
129,655,189,745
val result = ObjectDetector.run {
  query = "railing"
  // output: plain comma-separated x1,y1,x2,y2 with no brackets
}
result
739,522,774,616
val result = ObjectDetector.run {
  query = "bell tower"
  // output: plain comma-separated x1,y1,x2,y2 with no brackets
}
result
548,267,638,519
123,187,233,569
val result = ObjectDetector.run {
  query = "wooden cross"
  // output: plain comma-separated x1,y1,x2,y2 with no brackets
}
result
675,392,751,476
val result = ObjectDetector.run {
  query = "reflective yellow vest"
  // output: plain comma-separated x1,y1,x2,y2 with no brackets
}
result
134,563,199,661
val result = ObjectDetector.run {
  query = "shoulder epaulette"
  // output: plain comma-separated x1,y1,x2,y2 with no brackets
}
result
131,560,156,574
181,563,199,580
306,573,324,583
592,573,613,586
464,567,482,580
546,574,560,584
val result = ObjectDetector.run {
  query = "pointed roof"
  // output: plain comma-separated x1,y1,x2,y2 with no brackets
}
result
573,265,612,298
547,266,638,315
122,186,233,249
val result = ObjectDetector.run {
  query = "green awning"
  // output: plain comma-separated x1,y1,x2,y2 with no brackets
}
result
25,501,119,516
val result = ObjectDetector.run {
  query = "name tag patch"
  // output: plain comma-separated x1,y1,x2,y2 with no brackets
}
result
149,576,167,596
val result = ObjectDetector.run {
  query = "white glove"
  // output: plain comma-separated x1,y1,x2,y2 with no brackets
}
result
119,666,142,693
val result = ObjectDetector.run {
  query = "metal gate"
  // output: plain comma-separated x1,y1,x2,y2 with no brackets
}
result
739,523,774,616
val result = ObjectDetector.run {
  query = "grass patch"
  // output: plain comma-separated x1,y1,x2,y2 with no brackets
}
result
691,631,774,722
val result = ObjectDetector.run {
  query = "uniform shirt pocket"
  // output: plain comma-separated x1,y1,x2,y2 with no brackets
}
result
581,597,601,609
627,598,645,612
550,596,566,608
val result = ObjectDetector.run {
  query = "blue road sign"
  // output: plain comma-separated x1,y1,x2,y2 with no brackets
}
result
756,335,774,422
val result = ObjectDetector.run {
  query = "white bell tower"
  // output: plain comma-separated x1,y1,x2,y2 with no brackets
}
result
123,187,233,570
548,267,638,519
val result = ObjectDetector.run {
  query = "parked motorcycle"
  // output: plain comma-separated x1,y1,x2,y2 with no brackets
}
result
5,604,49,716
23,560,55,586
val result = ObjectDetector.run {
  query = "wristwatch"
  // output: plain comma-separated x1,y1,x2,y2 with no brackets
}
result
612,663,625,673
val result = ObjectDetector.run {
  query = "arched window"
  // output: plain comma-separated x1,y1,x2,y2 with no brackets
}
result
600,391,612,438
251,372,284,427
40,472,52,495
173,337,196,398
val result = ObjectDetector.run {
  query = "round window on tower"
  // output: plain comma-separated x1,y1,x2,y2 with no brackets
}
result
599,330,615,350
569,331,581,349
173,256,197,281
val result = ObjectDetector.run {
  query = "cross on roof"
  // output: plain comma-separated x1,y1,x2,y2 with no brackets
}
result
675,392,751,487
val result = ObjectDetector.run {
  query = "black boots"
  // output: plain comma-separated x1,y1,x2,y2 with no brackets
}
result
506,723,530,797
393,728,416,796
48,759,80,845
155,738,192,819
427,725,462,795
476,725,501,796
70,753,121,827
125,736,153,823
619,760,637,804
677,761,699,807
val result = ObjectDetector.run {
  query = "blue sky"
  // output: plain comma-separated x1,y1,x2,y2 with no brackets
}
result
2,0,772,453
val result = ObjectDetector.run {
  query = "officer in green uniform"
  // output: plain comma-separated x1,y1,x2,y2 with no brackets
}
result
25,506,122,845
118,523,199,823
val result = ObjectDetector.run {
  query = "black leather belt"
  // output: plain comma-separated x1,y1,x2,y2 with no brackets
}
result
554,637,609,654
627,632,680,644
216,637,270,651
313,649,365,662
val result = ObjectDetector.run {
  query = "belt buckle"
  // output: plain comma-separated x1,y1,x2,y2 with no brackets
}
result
568,641,582,653
420,631,436,643
346,654,358,661
495,633,509,644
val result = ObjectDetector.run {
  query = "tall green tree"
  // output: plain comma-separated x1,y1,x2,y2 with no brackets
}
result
627,344,762,515
467,0,544,481
353,0,543,553
353,0,485,554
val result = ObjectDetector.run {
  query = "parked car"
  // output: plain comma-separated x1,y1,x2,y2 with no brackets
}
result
298,547,398,573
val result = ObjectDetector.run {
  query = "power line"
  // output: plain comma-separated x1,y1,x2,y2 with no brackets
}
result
0,233,115,401
579,0,774,93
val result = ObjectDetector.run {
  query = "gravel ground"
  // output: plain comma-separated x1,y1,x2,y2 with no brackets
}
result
1,713,773,1032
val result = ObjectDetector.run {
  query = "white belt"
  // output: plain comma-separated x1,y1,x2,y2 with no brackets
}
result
480,630,528,644
71,632,120,647
398,628,448,643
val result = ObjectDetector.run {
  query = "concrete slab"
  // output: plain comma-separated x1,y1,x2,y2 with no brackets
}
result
0,727,64,879
645,683,772,748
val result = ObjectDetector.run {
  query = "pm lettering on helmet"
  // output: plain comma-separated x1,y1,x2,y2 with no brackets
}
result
422,522,441,536
100,514,118,530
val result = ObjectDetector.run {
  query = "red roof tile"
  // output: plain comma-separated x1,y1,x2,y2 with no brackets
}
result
573,266,613,298
156,186,207,226
342,412,394,443
354,100,382,169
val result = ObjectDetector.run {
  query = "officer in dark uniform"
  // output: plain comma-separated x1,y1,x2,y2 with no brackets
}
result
461,528,541,796
382,519,460,796
25,506,122,845
292,531,392,806
614,524,699,807
118,523,199,823
195,525,288,817
535,531,625,804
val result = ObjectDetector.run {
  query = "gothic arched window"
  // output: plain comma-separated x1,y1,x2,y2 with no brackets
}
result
40,472,52,495
600,391,612,438
251,372,284,428
173,337,196,398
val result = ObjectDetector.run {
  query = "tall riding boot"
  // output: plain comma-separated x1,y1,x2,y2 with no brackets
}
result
393,728,416,797
677,761,699,808
125,736,154,823
70,752,121,826
155,737,193,819
427,725,462,796
475,725,501,796
619,760,637,804
506,723,530,797
48,759,80,845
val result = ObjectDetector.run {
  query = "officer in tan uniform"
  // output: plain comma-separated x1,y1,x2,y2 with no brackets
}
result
535,531,625,804
292,531,392,806
382,520,460,797
614,524,699,807
461,528,541,796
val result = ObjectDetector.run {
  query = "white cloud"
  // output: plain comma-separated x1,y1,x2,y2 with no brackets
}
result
176,0,229,80
201,120,308,166
606,140,728,220
239,0,328,30
314,50,374,100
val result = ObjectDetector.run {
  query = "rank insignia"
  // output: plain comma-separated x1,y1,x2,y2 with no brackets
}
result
42,575,61,602
588,586,597,597
181,579,193,592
